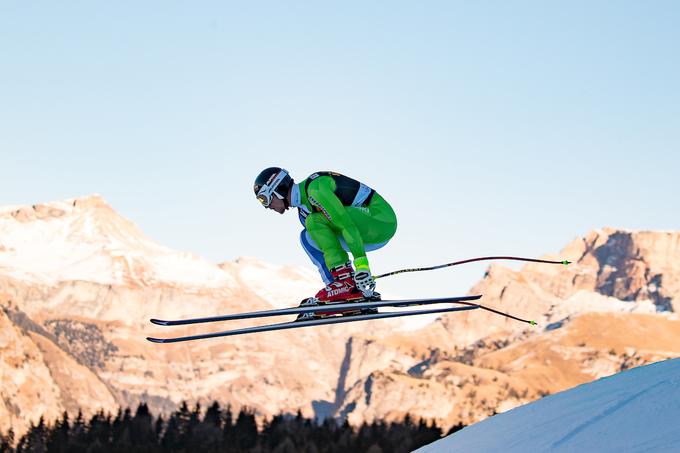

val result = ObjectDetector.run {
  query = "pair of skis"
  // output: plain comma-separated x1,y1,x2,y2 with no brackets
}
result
147,295,488,344
146,254,562,344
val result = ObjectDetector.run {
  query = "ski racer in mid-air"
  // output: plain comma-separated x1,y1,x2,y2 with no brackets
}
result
253,167,398,320
146,169,557,342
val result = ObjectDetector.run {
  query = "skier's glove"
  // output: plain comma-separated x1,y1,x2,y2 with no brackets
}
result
354,270,376,298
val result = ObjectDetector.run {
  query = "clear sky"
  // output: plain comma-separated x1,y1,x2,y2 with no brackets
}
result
1,2,679,298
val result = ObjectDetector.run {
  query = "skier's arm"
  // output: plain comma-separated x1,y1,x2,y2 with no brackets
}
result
307,176,370,272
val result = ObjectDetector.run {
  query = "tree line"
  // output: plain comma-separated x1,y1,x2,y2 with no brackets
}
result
0,401,465,453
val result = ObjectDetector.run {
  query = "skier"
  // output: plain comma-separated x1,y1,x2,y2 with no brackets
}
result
253,167,398,319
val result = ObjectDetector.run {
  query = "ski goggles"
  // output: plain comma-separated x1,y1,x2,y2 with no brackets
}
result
256,169,289,208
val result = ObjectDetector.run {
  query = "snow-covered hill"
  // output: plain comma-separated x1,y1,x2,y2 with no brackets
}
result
415,357,680,452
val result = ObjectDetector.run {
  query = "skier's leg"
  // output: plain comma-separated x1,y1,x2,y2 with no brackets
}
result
299,217,363,321
305,213,350,270
342,193,398,301
346,193,398,247
306,193,397,269
299,229,333,285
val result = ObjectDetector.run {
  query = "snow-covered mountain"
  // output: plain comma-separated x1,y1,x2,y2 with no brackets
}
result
0,195,235,288
0,195,423,436
415,356,680,452
1,195,678,440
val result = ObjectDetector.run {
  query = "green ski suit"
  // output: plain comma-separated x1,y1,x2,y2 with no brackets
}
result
291,171,397,283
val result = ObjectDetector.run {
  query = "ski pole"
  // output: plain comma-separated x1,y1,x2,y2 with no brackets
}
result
451,300,538,326
374,256,571,280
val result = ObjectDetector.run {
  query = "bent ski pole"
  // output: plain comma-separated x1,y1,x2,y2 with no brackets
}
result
374,256,571,280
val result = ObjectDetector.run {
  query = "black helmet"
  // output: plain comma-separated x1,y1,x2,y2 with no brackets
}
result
253,167,293,208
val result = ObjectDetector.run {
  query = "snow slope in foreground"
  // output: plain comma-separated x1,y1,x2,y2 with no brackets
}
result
415,357,680,453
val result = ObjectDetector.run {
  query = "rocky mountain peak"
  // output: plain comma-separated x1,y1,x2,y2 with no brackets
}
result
412,227,680,349
523,228,680,312
3,194,113,222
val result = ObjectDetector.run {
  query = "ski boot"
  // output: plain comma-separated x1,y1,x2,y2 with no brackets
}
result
296,262,377,322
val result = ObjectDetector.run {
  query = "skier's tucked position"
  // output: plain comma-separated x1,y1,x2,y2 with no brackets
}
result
147,168,544,343
144,168,546,343
253,167,398,321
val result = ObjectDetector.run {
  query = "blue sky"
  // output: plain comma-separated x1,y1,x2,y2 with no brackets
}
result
1,2,678,298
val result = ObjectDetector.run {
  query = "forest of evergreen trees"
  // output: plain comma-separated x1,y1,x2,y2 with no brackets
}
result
0,402,465,453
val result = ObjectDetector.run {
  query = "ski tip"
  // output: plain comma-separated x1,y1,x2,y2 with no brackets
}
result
562,260,571,266
150,319,169,326
146,336,167,343
529,320,538,327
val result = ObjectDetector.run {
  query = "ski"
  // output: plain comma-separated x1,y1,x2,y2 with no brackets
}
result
146,304,480,343
150,295,482,326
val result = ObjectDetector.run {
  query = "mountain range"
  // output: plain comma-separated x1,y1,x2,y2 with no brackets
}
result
1,195,678,438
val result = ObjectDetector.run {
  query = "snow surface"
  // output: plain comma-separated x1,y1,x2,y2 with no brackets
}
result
542,290,675,325
414,357,680,452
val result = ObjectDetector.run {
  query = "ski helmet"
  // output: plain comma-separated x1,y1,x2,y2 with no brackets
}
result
253,167,293,208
